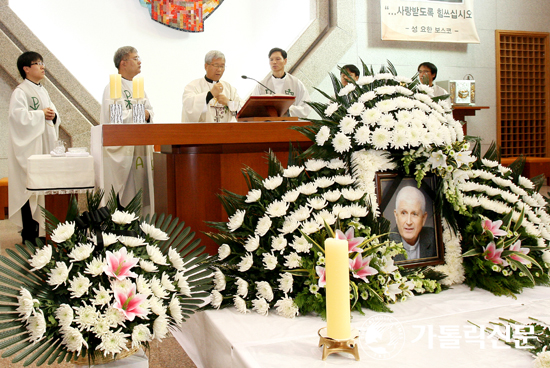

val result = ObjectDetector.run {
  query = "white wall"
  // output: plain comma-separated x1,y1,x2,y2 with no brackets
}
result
9,0,312,123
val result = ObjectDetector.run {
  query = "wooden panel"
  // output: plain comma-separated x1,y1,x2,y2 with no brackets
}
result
496,30,550,157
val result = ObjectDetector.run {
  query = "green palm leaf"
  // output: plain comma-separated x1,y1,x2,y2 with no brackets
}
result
32,339,61,366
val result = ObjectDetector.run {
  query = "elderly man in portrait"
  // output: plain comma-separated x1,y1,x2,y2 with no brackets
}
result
181,50,241,123
390,186,437,261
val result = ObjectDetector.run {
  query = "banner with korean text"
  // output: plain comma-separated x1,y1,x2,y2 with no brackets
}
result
380,0,480,43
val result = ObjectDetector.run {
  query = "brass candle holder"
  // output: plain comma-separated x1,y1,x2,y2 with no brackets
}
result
318,327,360,361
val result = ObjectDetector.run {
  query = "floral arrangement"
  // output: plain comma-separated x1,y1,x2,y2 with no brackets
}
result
0,191,212,366
207,152,445,318
206,60,550,318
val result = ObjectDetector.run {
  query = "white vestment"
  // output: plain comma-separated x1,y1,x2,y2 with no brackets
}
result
8,79,60,235
251,73,311,118
181,77,241,123
100,78,155,216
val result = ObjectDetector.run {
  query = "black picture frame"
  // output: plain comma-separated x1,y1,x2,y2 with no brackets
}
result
376,173,444,268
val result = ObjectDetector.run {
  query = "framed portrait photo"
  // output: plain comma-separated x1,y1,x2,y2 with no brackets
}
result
376,173,444,268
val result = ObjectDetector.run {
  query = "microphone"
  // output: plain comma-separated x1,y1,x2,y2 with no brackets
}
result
242,75,276,95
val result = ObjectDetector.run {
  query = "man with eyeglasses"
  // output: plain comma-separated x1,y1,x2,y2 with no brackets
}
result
418,62,448,98
181,50,241,123
8,51,61,244
99,46,155,215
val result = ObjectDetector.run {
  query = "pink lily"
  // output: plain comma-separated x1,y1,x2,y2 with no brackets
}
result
509,240,530,265
481,219,507,238
483,242,508,266
104,247,139,281
113,285,147,321
316,266,326,288
336,227,364,253
349,254,378,282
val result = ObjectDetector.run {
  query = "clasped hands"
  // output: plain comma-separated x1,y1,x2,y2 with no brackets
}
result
210,82,229,106
42,107,56,121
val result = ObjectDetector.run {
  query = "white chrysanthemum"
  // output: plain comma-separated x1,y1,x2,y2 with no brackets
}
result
61,327,88,353
333,204,353,219
91,284,112,306
518,176,535,190
338,83,356,96
151,315,169,342
371,128,392,150
47,262,73,288
358,90,376,102
255,216,272,237
210,290,223,309
279,217,300,234
227,209,246,232
324,102,339,117
256,281,274,302
244,234,261,252
73,304,99,332
213,268,226,291
119,236,147,247
334,174,355,185
97,330,130,356
328,158,346,170
314,210,337,226
148,295,167,316
375,72,394,81
91,317,110,337
307,197,328,210
17,288,37,321
29,244,52,271
347,102,364,117
379,113,397,129
89,232,118,247
68,243,94,262
263,175,284,190
316,126,331,146
304,159,327,172
84,256,104,277
235,277,248,298
68,273,91,298
361,108,382,125
233,295,249,314
147,244,168,265
112,210,138,225
314,176,335,189
150,277,169,299
375,85,397,95
266,200,289,218
274,296,299,319
354,125,371,145
262,252,278,270
376,99,398,113
160,272,176,292
169,296,183,325
132,324,153,348
392,129,409,149
283,165,304,178
332,132,351,153
245,189,262,203
298,182,318,195
340,116,358,134
282,189,300,203
218,243,231,260
271,236,287,252
278,272,293,293
55,304,73,329
342,188,365,201
238,253,254,272
105,306,126,326
291,235,313,253
357,75,375,85
111,278,133,293
139,260,158,273
291,205,311,222
140,222,169,241
174,272,191,296
284,252,302,268
349,203,369,218
168,247,185,271
50,221,75,243
252,297,270,316
323,190,341,202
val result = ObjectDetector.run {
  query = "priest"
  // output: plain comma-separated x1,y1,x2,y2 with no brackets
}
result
181,50,241,123
8,51,60,244
99,46,155,215
251,47,311,118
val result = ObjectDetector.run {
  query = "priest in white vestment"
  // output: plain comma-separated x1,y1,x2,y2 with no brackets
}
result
100,46,155,216
8,51,60,243
251,47,312,118
418,62,449,98
181,50,241,123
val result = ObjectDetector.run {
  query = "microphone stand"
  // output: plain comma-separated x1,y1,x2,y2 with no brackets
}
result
242,75,276,95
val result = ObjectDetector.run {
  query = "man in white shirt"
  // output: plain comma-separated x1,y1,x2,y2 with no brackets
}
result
8,51,60,244
251,48,311,118
99,46,155,215
418,62,449,98
181,50,241,123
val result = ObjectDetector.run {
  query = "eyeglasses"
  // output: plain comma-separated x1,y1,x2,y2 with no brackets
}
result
31,62,45,66
209,64,225,70
124,56,141,62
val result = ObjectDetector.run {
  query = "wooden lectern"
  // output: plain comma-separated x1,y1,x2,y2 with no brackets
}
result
98,122,312,254
237,95,297,122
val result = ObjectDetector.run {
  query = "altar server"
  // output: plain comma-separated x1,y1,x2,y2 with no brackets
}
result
8,51,60,244
100,46,154,215
181,50,241,123
251,47,311,118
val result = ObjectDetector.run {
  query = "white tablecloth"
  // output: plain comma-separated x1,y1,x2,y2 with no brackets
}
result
27,154,95,193
173,285,550,368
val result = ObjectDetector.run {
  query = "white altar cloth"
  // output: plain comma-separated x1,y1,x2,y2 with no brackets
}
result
26,154,95,194
173,284,550,368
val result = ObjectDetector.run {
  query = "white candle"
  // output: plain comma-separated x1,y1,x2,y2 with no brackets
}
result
109,74,121,99
133,77,144,99
325,237,351,340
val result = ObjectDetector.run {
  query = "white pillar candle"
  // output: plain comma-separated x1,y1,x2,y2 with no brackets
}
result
325,237,351,340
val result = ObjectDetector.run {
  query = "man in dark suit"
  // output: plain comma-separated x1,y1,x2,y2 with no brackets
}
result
390,186,436,261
